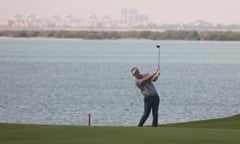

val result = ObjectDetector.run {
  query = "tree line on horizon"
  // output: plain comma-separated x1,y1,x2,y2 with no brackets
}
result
0,30,240,41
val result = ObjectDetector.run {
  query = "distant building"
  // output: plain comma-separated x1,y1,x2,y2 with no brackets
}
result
0,20,15,29
0,20,9,26
119,8,148,25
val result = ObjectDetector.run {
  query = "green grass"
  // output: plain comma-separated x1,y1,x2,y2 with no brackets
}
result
0,114,239,144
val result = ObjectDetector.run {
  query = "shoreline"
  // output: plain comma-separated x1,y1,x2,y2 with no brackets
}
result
1,114,239,127
1,30,240,41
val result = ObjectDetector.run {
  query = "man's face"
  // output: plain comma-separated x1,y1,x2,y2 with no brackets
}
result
133,70,141,79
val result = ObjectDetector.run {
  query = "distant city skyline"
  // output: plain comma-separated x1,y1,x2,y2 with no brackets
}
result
1,0,240,25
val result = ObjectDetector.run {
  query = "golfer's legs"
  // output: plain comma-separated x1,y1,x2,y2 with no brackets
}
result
152,96,159,127
138,97,152,127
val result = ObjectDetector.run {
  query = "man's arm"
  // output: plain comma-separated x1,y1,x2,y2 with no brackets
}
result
139,68,160,84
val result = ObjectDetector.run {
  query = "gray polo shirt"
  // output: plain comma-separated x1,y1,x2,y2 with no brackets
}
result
135,74,158,97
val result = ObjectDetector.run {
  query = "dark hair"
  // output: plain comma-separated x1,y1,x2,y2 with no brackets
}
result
131,67,139,74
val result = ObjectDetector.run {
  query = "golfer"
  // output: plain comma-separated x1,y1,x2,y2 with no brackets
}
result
131,67,160,127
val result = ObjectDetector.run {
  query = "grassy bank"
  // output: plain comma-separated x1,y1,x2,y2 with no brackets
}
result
0,114,239,144
1,30,240,40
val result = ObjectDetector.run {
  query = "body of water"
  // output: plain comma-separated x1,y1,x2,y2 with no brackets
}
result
0,39,239,126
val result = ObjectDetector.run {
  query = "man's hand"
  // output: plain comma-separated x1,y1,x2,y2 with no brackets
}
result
151,68,160,81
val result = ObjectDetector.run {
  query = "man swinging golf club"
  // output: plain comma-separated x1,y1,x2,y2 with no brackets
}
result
131,45,161,127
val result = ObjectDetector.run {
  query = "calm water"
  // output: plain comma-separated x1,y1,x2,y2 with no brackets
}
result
0,38,239,126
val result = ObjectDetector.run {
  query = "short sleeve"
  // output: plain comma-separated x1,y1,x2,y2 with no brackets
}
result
135,79,142,88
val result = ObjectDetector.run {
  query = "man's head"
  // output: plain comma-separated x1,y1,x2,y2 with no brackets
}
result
131,67,141,78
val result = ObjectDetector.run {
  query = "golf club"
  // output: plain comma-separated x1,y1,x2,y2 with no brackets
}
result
156,45,160,68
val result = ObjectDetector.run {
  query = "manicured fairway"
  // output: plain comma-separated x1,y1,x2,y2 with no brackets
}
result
0,114,239,144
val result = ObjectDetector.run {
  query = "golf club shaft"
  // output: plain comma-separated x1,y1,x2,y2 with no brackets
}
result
157,45,160,68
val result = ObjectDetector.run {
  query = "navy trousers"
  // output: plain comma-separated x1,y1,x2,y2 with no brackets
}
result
138,95,160,127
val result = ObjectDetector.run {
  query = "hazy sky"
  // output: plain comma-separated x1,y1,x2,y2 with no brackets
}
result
1,0,240,24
